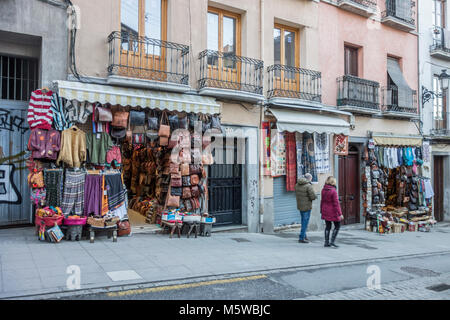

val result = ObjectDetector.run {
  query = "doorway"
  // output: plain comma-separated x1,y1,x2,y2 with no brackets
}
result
433,155,444,222
338,145,360,225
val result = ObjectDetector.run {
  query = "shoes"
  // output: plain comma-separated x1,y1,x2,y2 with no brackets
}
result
324,229,330,247
330,229,340,248
298,239,310,243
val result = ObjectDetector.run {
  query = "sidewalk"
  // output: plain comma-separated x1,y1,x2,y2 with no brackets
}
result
1,222,449,299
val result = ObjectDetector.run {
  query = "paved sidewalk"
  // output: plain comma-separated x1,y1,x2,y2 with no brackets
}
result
0,223,449,299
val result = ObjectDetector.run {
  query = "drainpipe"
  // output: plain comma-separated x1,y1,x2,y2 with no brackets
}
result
417,0,423,137
259,0,265,232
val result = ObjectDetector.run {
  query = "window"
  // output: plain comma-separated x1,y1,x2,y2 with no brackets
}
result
0,55,38,101
433,75,445,119
433,0,446,28
344,45,358,77
274,24,299,68
207,7,241,68
120,0,167,54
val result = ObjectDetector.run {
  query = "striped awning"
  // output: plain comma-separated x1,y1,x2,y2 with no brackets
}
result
53,80,221,115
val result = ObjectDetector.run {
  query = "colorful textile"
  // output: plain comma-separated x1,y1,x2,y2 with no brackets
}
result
295,132,303,180
302,133,318,183
28,129,61,160
285,132,297,191
105,174,126,211
101,176,109,216
84,175,102,216
27,89,53,130
106,146,122,165
86,132,115,165
314,133,330,173
270,130,286,176
50,93,72,131
60,171,86,216
333,134,348,155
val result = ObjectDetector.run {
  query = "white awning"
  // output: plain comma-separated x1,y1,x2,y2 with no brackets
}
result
53,80,221,115
268,108,350,135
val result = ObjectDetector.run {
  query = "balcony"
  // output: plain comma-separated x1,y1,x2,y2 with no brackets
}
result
107,31,190,92
381,0,416,32
430,27,450,61
337,75,380,115
198,50,264,103
337,0,377,18
430,112,450,137
381,86,418,119
267,65,321,106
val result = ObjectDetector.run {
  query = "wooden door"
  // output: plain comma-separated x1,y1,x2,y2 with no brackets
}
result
433,156,444,222
273,25,299,96
338,149,360,225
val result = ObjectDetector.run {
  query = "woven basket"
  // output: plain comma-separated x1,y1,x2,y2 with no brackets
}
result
87,217,105,227
105,217,120,226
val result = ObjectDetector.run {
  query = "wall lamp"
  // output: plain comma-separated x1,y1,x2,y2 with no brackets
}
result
422,69,450,106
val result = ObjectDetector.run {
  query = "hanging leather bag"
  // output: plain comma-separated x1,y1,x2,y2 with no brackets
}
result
182,176,191,187
171,187,182,196
159,136,169,146
189,164,202,174
158,111,170,138
182,187,192,199
190,174,200,185
167,194,180,208
191,185,200,198
111,111,129,128
130,110,146,126
181,163,190,176
169,113,179,131
95,106,113,122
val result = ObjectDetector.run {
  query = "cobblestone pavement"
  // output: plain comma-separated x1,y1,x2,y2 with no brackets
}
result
301,272,450,300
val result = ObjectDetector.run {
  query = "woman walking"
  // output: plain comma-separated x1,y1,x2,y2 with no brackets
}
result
320,176,344,248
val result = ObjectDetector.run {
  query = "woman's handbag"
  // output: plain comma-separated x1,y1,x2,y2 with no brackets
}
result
159,136,169,146
111,111,129,128
95,106,113,122
182,187,192,199
189,164,202,174
117,220,131,237
167,194,180,208
28,170,44,188
130,110,146,126
171,187,182,196
170,162,180,174
179,115,188,130
171,177,182,187
182,176,191,187
181,163,190,176
191,185,200,198
158,111,171,138
111,127,127,139
169,113,179,131
147,110,159,130
190,174,200,185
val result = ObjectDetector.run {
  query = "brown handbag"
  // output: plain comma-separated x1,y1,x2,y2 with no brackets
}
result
181,163,190,176
190,174,200,185
182,187,192,199
191,185,200,198
170,162,180,174
171,177,182,187
171,172,181,180
112,111,129,128
189,164,202,174
159,136,169,146
167,194,180,208
158,111,170,138
95,106,113,122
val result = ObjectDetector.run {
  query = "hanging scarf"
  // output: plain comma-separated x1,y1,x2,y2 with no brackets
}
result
314,133,330,173
295,132,303,179
302,132,318,183
270,129,286,176
285,132,297,191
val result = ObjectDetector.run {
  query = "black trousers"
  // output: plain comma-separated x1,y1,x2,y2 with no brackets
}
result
325,220,340,231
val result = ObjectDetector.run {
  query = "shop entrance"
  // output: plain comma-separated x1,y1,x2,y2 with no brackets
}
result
434,155,444,222
338,145,360,225
208,138,242,226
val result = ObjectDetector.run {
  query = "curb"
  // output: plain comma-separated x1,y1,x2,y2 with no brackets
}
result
3,249,450,300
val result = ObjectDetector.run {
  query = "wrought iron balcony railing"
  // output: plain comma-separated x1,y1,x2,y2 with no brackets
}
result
430,26,450,54
107,31,189,85
382,86,418,114
381,0,415,26
267,65,321,102
198,50,264,95
338,0,377,9
431,112,450,136
337,75,380,110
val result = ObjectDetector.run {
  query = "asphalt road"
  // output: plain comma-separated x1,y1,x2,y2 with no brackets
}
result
64,252,450,300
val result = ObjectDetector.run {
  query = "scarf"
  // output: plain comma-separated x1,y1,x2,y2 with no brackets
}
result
285,132,297,191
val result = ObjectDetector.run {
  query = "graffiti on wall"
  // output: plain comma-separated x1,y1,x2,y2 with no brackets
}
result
0,149,27,205
0,108,29,134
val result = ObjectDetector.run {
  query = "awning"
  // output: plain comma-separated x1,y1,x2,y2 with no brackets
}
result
372,135,423,147
387,58,414,109
268,108,350,135
53,80,221,114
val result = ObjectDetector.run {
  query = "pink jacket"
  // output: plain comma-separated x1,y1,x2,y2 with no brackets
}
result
28,129,61,160
320,184,342,222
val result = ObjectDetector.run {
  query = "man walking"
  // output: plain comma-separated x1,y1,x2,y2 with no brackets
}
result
295,173,317,243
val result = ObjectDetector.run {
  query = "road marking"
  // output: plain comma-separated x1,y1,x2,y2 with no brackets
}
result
106,274,267,297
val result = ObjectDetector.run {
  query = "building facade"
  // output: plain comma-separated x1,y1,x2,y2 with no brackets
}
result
0,0,69,226
419,0,450,222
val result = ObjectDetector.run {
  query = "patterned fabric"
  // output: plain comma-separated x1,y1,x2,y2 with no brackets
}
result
50,93,73,131
27,89,53,130
270,130,286,176
101,176,109,216
105,174,126,211
60,171,86,216
295,132,303,180
43,169,63,207
302,133,318,183
285,132,297,192
314,133,330,173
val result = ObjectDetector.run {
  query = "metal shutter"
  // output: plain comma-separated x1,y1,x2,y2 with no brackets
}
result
273,176,300,227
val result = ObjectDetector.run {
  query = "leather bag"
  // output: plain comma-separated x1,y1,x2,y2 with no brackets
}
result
169,114,179,131
167,194,180,208
170,162,180,174
190,174,200,185
111,127,127,139
182,176,191,187
112,111,129,128
182,187,192,199
171,187,182,196
147,110,159,130
191,185,200,198
130,110,146,126
158,112,170,138
179,115,188,130
117,220,131,237
95,106,113,122
171,177,182,187
189,164,202,174
181,163,190,176
159,136,169,146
